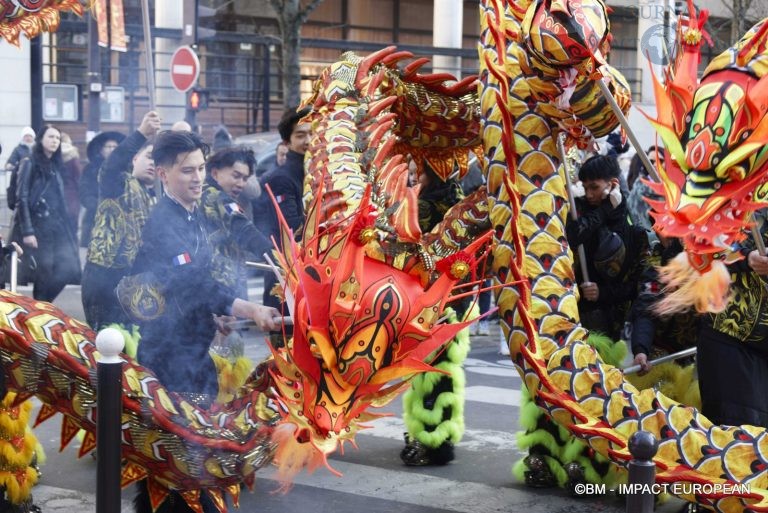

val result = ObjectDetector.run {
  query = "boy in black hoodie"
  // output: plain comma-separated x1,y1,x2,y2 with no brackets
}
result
566,155,649,340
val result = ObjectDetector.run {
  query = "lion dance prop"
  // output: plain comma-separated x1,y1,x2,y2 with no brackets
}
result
3,1,768,512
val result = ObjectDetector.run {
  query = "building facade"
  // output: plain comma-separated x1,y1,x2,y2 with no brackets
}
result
0,0,758,166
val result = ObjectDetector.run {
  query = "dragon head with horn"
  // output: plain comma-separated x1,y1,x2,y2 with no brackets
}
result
644,0,768,314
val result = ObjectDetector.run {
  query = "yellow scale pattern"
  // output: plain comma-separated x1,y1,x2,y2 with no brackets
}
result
479,1,768,512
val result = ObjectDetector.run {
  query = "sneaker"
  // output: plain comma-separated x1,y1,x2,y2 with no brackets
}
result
499,329,510,356
478,320,490,335
401,433,455,466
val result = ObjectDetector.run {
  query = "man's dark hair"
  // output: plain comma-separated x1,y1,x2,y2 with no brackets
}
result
206,145,256,176
32,124,63,167
151,130,209,168
579,154,621,182
646,145,664,158
277,106,311,142
137,137,155,155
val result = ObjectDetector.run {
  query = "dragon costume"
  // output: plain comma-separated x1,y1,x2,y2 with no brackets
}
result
4,1,768,512
0,0,83,45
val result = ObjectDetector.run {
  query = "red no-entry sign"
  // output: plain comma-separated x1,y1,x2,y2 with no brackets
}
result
169,46,200,93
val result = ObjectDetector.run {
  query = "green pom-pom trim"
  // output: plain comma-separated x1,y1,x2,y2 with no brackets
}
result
402,305,475,448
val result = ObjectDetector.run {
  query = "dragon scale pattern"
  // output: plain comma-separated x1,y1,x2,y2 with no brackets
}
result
480,1,768,512
3,1,768,512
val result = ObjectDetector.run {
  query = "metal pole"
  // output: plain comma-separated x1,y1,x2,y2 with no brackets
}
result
557,135,591,282
751,221,767,256
623,347,697,375
626,431,658,513
262,46,271,131
595,78,660,183
9,250,17,293
88,15,102,137
30,37,43,133
95,328,125,513
140,0,156,110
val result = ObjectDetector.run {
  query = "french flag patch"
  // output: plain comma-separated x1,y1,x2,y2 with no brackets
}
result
173,252,192,266
274,194,285,204
225,202,242,214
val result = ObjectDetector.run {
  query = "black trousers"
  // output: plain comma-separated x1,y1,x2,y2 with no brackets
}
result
698,324,768,427
81,262,130,330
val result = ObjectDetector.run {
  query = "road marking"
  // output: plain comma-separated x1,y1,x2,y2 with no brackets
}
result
464,357,520,378
362,416,521,452
258,458,621,513
466,385,521,406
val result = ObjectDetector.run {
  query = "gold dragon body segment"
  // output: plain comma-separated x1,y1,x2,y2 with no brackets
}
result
480,1,768,511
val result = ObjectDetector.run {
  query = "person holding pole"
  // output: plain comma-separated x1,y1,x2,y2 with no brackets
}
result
565,154,648,341
123,131,280,512
629,233,697,376
202,146,272,300
82,111,161,330
624,227,700,411
696,207,768,428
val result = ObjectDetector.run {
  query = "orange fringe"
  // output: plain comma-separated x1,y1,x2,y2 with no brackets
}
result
654,252,731,315
270,422,331,493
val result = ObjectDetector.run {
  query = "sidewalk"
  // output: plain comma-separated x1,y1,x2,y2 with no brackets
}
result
32,485,133,512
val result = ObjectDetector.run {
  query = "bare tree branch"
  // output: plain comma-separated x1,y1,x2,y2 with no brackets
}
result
267,0,327,107
298,0,325,23
268,0,285,14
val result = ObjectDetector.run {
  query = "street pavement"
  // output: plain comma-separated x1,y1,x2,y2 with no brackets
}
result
13,279,687,513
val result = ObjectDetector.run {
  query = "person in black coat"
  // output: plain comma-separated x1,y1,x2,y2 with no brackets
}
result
12,125,81,302
79,131,125,247
4,127,34,174
258,107,311,311
566,155,649,341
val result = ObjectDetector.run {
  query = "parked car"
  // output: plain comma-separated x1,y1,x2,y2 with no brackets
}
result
232,130,282,156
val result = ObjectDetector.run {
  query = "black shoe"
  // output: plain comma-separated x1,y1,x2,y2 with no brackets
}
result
564,462,586,497
523,454,556,488
400,433,455,466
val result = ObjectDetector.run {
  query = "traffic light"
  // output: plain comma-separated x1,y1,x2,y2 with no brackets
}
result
187,88,209,112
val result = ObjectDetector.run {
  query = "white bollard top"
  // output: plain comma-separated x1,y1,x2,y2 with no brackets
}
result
95,327,126,364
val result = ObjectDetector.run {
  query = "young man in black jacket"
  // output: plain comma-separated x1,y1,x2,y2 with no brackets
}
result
128,130,280,513
129,130,279,399
203,146,271,299
258,107,311,310
566,155,649,340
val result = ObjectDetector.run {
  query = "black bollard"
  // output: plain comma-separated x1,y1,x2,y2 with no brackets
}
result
626,430,659,513
96,328,125,513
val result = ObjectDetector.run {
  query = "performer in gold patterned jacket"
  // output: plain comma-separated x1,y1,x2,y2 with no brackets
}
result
202,146,272,300
697,207,768,427
81,111,161,329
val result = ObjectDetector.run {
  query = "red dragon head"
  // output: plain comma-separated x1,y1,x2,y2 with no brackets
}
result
644,4,768,313
265,182,492,484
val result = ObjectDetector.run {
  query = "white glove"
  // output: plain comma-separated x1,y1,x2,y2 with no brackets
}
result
608,185,622,208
